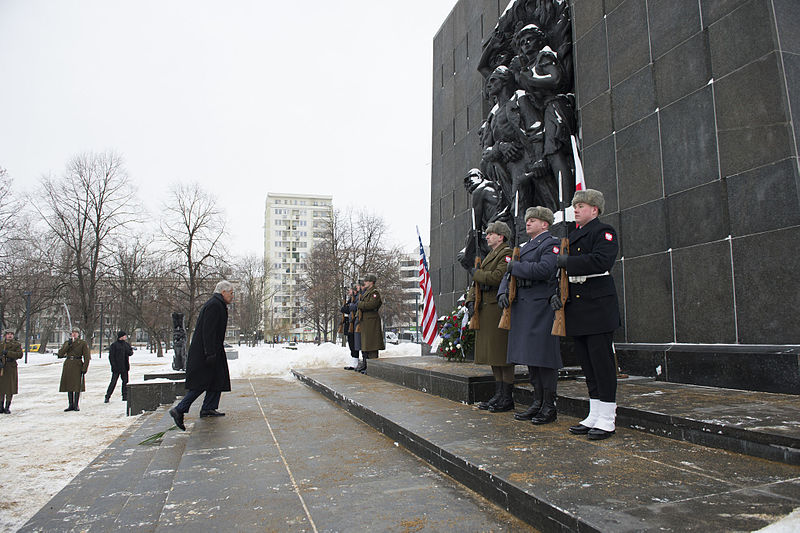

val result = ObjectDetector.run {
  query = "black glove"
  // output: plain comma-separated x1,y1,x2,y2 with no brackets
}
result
1,349,7,356
506,260,516,273
550,294,563,311
468,267,476,276
498,293,510,309
556,254,568,268
205,354,216,365
465,301,475,317
68,338,73,345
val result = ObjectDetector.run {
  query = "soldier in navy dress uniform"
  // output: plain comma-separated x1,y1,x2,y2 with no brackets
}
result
556,189,621,440
498,206,562,424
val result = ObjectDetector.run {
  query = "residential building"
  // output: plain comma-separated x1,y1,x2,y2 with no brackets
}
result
263,192,333,341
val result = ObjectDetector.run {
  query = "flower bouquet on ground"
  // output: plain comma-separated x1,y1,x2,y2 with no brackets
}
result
436,305,475,362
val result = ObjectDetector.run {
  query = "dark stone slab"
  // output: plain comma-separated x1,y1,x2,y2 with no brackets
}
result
660,85,720,195
127,381,184,416
144,372,185,381
714,53,795,177
619,199,668,257
647,0,702,60
774,0,800,54
606,0,650,85
701,0,752,27
574,20,610,105
671,240,737,343
726,158,800,236
572,0,605,40
666,180,729,248
622,253,674,342
296,368,800,531
582,135,618,213
611,65,656,131
732,227,800,344
654,31,712,108
707,0,776,79
784,52,800,162
579,90,613,148
616,114,663,209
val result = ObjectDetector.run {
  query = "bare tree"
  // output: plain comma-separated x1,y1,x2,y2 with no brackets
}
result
160,183,227,335
34,151,139,347
233,255,265,346
0,167,20,257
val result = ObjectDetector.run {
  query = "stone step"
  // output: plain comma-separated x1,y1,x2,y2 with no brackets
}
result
369,356,800,465
294,367,800,532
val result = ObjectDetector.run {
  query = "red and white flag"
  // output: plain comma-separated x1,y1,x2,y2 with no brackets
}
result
417,229,438,345
571,135,586,192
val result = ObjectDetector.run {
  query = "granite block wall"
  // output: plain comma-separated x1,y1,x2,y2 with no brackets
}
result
431,0,800,392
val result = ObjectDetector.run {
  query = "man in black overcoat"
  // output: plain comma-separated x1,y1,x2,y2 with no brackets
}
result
170,280,234,430
556,189,621,440
105,331,132,403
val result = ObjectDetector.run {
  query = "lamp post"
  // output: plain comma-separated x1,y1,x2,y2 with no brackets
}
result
23,291,31,364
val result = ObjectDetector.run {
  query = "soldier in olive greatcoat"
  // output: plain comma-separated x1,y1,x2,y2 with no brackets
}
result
355,274,384,374
466,221,515,412
499,207,562,424
556,189,622,440
58,328,91,412
0,331,23,413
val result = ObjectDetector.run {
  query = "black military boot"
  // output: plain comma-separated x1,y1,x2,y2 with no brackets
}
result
489,382,515,413
0,394,5,414
73,391,80,412
477,382,502,410
531,389,557,425
65,392,74,412
514,387,542,420
4,396,11,414
354,358,366,374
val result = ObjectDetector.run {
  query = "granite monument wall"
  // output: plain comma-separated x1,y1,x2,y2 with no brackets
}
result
430,0,800,393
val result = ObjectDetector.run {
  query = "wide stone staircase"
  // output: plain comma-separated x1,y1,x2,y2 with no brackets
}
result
20,356,800,532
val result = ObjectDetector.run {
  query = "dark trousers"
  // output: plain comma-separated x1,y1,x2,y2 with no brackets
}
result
528,366,558,392
175,389,222,414
106,371,129,400
362,350,379,359
347,333,358,357
573,332,617,402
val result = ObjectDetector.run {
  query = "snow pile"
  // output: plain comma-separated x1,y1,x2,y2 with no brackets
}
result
0,341,420,531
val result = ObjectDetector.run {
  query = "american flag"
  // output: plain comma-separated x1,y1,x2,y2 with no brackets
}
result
417,229,438,345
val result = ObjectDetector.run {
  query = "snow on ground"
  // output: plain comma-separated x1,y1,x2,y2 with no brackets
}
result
0,341,420,532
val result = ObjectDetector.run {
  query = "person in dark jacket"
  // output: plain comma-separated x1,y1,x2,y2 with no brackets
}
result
556,189,621,440
58,328,91,411
342,284,360,370
499,207,562,424
0,331,23,413
105,331,132,403
169,280,234,430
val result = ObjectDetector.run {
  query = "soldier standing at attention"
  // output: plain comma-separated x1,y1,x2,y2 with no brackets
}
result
466,221,514,412
0,331,23,413
499,207,562,424
355,273,384,374
556,189,621,440
58,328,91,412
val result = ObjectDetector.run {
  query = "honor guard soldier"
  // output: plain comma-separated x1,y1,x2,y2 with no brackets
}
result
556,189,621,440
355,273,384,373
466,221,515,412
499,207,562,424
58,328,91,412
0,330,23,413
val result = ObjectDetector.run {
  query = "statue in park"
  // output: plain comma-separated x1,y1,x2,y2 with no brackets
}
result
171,312,187,371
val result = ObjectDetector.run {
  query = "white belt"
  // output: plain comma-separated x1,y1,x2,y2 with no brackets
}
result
569,271,610,284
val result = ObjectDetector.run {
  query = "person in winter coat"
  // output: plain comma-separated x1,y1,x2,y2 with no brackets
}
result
58,328,91,412
342,284,360,370
169,280,234,431
465,221,514,412
355,274,384,374
556,189,622,440
105,331,133,403
0,331,23,413
498,206,562,424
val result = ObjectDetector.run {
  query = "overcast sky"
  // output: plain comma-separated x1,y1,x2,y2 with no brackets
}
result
0,0,460,256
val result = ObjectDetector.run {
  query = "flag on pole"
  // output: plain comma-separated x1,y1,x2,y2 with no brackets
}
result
416,228,438,345
571,135,586,192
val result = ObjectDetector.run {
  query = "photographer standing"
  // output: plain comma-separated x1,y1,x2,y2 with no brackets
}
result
105,331,132,403
58,328,91,412
0,331,23,413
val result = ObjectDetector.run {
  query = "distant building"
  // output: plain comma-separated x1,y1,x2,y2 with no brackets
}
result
394,246,426,336
263,192,333,341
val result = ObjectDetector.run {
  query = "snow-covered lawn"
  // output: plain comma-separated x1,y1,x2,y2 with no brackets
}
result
0,341,420,531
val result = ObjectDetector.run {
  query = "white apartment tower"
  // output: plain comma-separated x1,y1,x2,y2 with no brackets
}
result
264,192,333,341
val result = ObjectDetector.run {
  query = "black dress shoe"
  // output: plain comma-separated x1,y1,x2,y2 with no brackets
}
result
569,423,591,435
104,397,109,403
344,366,355,370
169,407,186,430
587,428,615,440
200,409,225,417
